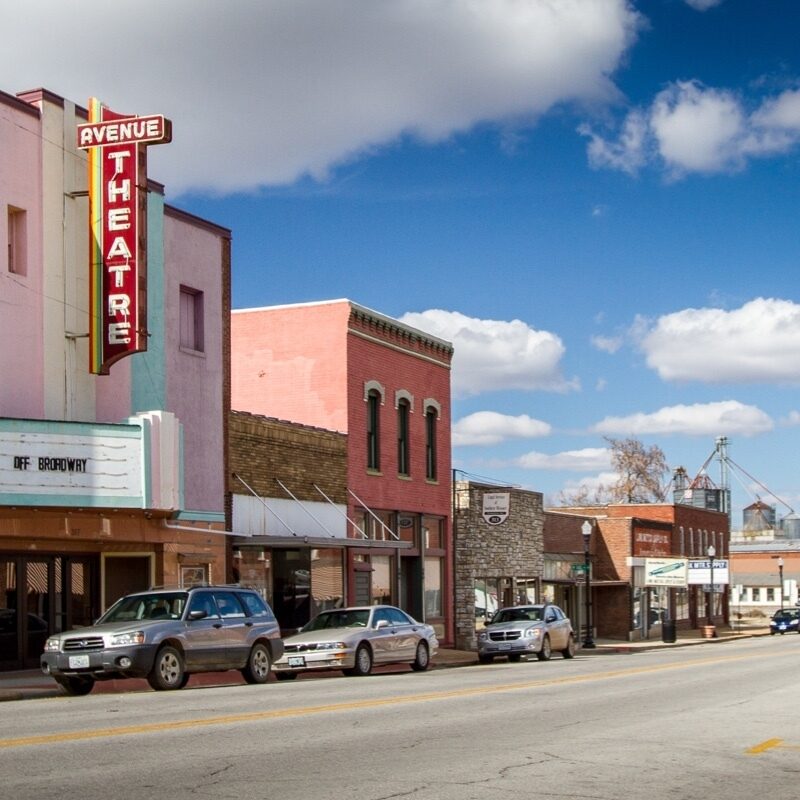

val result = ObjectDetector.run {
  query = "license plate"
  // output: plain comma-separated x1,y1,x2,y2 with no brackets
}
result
498,643,511,651
68,655,90,669
287,656,306,667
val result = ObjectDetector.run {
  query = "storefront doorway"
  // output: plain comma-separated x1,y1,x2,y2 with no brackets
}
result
0,554,96,671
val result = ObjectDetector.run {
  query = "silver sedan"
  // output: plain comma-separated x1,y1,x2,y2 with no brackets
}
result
477,603,575,663
273,605,438,678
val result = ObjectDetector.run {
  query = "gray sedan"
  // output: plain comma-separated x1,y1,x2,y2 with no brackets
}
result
273,605,438,678
477,603,575,663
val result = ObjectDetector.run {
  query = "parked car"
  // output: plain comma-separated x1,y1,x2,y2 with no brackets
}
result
41,585,284,695
477,603,575,663
769,608,800,635
273,605,438,678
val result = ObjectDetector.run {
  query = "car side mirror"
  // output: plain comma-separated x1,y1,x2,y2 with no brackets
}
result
188,610,207,620
375,619,390,629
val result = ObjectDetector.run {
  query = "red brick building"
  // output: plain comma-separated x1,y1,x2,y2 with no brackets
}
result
550,504,730,641
230,300,454,643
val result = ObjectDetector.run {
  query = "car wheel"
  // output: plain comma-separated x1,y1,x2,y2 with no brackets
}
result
242,643,272,684
561,635,576,659
411,641,430,671
147,645,185,691
536,635,552,661
478,654,494,665
508,653,522,663
350,643,373,676
275,671,298,681
55,675,94,696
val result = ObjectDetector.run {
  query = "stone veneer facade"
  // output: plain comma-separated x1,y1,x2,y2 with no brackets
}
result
454,481,544,651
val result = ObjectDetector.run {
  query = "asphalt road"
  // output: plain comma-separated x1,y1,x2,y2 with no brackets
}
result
1,635,798,800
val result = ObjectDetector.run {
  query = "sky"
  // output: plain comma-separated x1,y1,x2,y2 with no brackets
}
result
3,0,800,525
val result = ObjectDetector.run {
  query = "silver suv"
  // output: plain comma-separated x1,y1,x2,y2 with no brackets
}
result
477,603,575,663
41,586,284,695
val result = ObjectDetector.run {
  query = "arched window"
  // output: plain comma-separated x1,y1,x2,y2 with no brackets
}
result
425,405,438,481
397,398,411,476
367,389,381,470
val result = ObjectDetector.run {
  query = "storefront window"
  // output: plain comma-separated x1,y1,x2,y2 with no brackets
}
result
424,557,442,617
310,549,343,613
233,548,271,605
474,578,499,629
371,556,393,604
675,587,689,620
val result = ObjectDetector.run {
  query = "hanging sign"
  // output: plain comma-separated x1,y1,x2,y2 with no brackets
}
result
77,99,172,374
482,492,510,525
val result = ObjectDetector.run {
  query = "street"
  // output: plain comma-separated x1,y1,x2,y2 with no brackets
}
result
1,636,798,800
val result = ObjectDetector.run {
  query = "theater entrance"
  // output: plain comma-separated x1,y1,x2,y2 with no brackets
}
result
0,554,97,671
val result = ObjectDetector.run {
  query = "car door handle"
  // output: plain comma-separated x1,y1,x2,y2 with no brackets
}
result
213,623,223,629
245,622,254,627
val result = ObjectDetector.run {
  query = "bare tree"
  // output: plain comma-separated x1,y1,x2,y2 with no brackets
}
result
556,437,668,506
606,436,668,503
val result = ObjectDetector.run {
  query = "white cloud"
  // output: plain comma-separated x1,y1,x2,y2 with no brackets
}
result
452,411,551,446
401,309,578,396
582,81,800,178
516,447,611,471
683,0,725,10
592,400,773,437
782,411,800,427
637,298,800,383
557,470,618,496
0,0,641,196
591,334,623,354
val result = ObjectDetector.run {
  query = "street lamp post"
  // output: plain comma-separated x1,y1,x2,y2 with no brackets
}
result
707,544,716,632
777,557,784,611
581,520,595,649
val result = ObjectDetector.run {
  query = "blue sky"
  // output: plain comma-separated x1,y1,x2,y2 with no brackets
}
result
4,0,800,523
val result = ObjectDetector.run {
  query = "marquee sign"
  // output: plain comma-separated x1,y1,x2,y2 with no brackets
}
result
77,99,172,374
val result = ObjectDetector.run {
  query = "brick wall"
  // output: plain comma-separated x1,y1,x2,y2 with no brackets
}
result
228,411,347,503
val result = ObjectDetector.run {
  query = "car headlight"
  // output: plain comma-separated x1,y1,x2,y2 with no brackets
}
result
524,628,542,638
478,632,487,641
44,638,61,652
110,631,145,646
315,642,347,650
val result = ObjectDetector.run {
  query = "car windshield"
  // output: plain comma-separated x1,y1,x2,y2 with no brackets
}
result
492,607,543,624
773,610,798,620
301,609,370,631
98,593,188,623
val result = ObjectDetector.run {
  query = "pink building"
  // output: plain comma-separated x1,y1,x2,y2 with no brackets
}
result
231,300,455,643
0,88,231,670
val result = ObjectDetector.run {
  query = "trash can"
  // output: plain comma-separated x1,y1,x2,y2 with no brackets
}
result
661,620,677,643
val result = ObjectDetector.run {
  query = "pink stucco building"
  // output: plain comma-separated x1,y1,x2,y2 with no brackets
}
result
231,300,455,643
0,88,231,670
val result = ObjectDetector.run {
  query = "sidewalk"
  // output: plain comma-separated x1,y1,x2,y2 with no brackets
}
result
0,625,770,702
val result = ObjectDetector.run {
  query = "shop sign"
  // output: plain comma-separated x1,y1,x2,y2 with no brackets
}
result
644,557,688,587
482,492,510,525
687,559,730,585
77,98,172,374
633,528,672,557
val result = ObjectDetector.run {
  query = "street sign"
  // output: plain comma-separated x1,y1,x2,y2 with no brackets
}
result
571,563,589,574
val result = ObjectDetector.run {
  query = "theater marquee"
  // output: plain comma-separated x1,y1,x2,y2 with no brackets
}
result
77,99,172,374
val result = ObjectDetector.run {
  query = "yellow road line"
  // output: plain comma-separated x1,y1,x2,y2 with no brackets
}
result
746,739,784,755
0,650,767,750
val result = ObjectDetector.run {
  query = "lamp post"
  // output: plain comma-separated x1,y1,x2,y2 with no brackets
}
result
707,544,716,629
777,557,784,611
581,520,595,648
